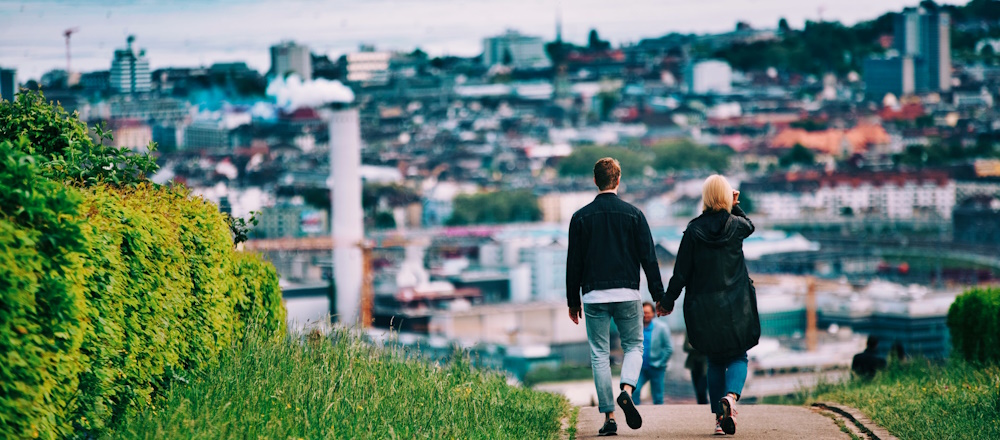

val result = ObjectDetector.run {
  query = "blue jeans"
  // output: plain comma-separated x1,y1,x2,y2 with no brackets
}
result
632,365,665,405
708,352,748,415
584,301,644,413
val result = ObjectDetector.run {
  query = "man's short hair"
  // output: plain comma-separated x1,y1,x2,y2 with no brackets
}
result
642,302,655,312
594,157,621,191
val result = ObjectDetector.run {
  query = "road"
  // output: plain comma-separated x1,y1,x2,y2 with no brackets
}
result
575,403,854,439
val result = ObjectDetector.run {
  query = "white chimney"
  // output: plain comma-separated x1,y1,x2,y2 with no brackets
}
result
326,106,364,325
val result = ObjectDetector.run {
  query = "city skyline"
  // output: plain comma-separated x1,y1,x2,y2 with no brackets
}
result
1,0,958,81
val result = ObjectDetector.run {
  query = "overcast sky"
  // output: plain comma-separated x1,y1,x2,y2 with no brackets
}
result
0,0,958,81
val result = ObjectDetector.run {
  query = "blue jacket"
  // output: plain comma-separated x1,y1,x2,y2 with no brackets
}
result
645,318,673,369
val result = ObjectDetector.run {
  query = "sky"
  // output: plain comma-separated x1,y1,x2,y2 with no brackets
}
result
0,0,961,81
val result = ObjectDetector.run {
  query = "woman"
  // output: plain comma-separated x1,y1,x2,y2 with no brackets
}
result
658,175,759,436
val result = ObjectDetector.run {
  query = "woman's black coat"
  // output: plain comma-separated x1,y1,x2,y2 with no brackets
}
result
663,204,760,361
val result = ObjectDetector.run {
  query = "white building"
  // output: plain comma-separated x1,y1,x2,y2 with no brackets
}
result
346,51,391,86
110,36,151,94
685,60,733,94
270,41,312,80
519,245,567,301
753,173,956,220
482,30,551,69
537,192,594,224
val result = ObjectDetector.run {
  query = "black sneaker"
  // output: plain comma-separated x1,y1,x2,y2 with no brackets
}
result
598,419,618,436
616,391,642,429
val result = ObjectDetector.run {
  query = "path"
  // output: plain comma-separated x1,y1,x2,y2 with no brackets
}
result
575,403,854,439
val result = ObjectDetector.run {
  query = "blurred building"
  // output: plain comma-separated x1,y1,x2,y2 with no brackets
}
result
346,50,391,86
270,41,312,79
865,5,951,99
817,280,959,359
864,56,917,99
482,30,551,69
109,119,153,152
257,203,330,239
79,71,111,94
110,36,151,94
1,67,16,101
894,6,951,92
685,60,732,94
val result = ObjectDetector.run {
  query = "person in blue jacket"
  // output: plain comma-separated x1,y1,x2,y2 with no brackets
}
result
633,302,673,405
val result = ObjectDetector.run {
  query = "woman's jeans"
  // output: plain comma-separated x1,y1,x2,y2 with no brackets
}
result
584,301,644,413
708,352,749,415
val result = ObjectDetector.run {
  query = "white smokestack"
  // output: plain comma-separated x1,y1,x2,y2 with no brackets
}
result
326,106,364,325
267,75,354,110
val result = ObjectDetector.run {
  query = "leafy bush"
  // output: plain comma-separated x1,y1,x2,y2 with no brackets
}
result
0,90,157,186
0,139,89,439
947,287,1000,364
0,95,285,438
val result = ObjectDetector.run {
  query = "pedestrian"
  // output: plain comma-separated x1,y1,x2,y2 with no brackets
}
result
659,174,760,436
683,335,709,405
633,302,673,405
852,336,887,378
566,157,665,437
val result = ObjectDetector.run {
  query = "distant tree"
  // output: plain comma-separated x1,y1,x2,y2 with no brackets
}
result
588,29,611,51
447,189,541,225
558,146,647,177
779,144,816,167
738,192,755,214
650,141,733,173
502,48,513,66
790,119,829,131
778,18,792,34
410,47,428,60
374,211,396,229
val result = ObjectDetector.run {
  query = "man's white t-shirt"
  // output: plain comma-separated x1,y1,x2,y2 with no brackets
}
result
581,287,641,304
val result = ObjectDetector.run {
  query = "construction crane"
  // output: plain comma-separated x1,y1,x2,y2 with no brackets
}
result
64,27,79,77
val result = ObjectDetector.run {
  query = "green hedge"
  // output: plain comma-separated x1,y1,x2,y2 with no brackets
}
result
0,138,285,437
0,138,90,440
947,287,1000,364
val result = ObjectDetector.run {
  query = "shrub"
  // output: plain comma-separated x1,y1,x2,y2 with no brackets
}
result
947,287,1000,364
0,90,158,186
0,139,89,439
0,96,286,438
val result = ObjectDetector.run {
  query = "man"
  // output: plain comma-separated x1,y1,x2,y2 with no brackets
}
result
852,336,887,379
567,157,665,437
633,302,673,405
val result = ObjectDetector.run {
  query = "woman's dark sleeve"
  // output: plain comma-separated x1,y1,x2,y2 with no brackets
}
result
731,204,755,239
664,231,694,303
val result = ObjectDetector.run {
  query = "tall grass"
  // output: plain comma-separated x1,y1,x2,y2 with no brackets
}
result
109,327,569,439
786,359,1000,440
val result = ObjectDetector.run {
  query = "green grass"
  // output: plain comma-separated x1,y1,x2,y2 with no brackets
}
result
784,359,1000,440
107,328,570,439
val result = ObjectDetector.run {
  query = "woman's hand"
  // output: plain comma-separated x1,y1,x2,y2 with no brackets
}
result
733,190,740,205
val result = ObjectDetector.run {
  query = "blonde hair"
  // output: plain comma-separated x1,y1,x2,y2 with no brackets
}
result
702,174,734,213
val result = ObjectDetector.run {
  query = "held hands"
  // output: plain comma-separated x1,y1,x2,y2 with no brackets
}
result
569,306,582,325
655,300,673,317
